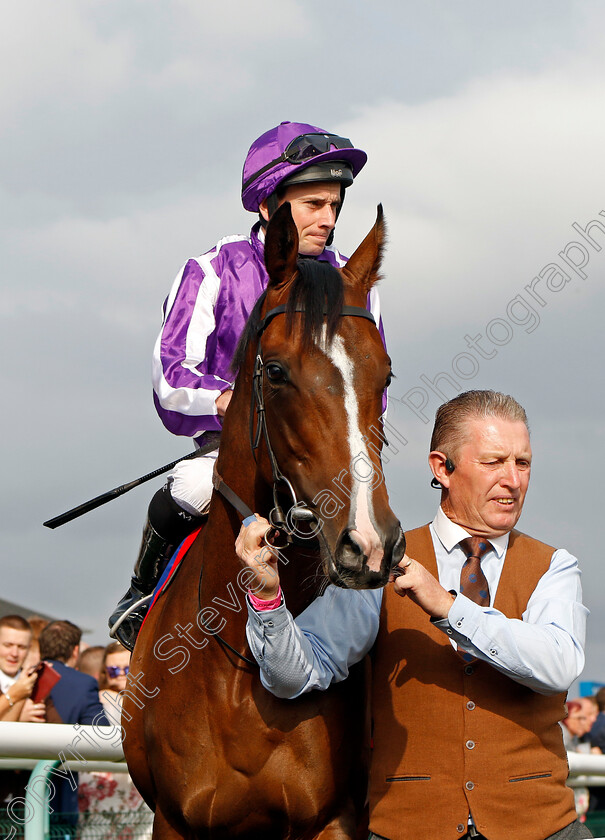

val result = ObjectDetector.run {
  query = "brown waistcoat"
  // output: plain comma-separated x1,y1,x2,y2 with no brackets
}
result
369,525,576,840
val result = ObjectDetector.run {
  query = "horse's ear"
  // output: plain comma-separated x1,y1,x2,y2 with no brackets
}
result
264,202,299,289
342,204,386,293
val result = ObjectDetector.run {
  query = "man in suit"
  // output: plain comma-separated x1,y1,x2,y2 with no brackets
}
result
38,621,108,820
39,621,108,726
237,390,590,840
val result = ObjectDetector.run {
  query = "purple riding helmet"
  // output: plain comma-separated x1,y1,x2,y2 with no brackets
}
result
241,121,367,214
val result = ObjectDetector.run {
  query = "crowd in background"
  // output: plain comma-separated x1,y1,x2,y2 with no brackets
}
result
0,613,151,828
561,689,605,818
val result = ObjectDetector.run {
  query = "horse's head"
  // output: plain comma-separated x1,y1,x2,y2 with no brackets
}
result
241,202,404,589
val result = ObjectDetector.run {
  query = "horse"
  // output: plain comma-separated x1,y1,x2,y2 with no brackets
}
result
123,202,405,840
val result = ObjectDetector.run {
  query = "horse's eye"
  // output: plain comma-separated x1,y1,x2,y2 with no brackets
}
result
385,370,394,388
265,363,287,384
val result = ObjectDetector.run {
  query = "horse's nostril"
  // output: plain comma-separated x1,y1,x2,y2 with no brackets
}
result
335,531,364,571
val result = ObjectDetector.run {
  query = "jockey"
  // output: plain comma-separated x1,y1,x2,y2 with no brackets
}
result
109,120,384,650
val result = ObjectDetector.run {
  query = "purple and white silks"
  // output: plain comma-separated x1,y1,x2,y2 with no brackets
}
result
152,222,386,442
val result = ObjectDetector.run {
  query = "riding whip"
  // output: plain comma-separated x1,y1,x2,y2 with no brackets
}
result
43,432,221,529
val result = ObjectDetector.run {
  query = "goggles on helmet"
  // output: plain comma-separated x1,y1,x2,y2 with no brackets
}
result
242,133,354,192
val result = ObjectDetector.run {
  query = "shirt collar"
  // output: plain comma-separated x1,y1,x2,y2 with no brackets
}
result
253,220,266,243
0,668,18,694
432,506,509,558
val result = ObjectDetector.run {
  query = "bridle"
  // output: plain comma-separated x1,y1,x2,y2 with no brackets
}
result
207,300,377,668
214,302,377,547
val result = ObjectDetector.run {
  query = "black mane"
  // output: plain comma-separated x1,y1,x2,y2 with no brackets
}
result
231,259,344,373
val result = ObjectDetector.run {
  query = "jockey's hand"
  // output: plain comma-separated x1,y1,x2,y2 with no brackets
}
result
390,554,455,620
235,515,281,600
215,389,233,417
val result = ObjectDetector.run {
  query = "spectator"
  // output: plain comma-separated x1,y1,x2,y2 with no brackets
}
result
38,621,108,726
0,615,44,811
0,615,44,722
21,639,40,672
590,688,605,753
562,701,592,818
99,642,130,722
578,696,599,747
22,615,49,672
562,701,591,751
78,642,152,833
587,689,605,813
38,621,109,824
27,615,49,638
76,645,105,684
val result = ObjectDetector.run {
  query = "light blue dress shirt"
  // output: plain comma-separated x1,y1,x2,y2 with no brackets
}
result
245,507,588,699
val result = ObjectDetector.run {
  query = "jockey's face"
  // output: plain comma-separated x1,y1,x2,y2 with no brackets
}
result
260,181,342,256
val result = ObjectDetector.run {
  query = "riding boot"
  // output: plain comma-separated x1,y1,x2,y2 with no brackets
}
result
108,485,203,651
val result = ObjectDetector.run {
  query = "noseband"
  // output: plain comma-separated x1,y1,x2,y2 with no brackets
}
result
214,303,376,546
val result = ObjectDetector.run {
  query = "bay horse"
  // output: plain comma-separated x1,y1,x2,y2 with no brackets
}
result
123,202,405,840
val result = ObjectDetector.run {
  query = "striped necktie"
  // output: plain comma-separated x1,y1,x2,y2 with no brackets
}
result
459,537,491,606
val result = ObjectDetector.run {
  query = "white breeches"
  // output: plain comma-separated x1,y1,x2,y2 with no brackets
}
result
168,450,218,516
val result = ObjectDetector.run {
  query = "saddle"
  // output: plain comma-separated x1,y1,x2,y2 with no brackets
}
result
140,528,202,631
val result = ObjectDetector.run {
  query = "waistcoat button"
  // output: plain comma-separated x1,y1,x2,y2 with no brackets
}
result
465,781,475,791
457,824,465,833
464,665,474,675
466,740,475,750
466,700,476,710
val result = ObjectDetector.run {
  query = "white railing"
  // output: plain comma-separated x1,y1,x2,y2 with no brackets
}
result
568,751,605,787
0,721,123,762
1,724,604,839
0,722,128,840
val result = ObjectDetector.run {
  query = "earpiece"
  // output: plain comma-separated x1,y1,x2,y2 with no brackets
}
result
430,455,455,489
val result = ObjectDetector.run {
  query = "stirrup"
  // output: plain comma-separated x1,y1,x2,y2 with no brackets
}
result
108,593,154,640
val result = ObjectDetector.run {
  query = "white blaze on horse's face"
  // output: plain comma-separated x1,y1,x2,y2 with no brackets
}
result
319,328,385,573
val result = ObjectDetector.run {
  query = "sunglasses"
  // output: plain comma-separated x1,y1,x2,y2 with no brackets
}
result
242,133,354,191
106,665,129,678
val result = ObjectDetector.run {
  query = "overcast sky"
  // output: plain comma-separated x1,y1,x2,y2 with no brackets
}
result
3,0,604,693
